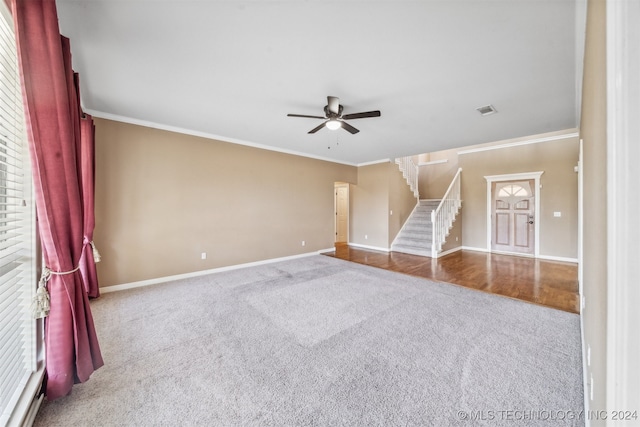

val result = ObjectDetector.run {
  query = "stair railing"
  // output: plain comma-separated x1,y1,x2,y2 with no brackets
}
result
394,156,419,198
431,168,462,257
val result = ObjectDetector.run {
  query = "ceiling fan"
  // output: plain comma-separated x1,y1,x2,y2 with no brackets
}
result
287,96,381,134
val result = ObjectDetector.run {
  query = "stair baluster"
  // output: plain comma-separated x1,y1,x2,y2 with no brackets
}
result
430,168,462,257
394,157,419,198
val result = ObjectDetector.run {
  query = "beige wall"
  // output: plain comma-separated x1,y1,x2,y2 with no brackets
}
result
580,0,607,418
418,148,460,199
349,163,389,248
350,162,416,249
416,130,578,259
459,137,579,259
94,118,356,287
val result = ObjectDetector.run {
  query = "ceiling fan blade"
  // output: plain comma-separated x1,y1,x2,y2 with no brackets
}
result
342,110,381,120
327,96,340,115
341,121,360,134
287,114,326,119
308,121,328,134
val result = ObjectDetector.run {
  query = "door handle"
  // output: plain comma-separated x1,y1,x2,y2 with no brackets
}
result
528,221,534,224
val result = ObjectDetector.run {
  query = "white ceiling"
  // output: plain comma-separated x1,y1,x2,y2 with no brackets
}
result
56,0,585,166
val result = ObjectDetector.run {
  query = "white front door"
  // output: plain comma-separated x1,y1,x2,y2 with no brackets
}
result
491,179,535,255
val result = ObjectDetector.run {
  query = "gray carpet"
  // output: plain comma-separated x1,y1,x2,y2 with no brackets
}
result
33,255,584,426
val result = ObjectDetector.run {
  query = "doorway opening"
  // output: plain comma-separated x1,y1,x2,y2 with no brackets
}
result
334,182,349,244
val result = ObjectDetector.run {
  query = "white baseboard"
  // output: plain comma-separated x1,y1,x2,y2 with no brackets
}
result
580,307,590,427
348,243,390,252
317,247,336,254
537,254,579,263
461,246,490,253
435,246,462,258
460,246,577,263
491,250,536,258
100,250,328,294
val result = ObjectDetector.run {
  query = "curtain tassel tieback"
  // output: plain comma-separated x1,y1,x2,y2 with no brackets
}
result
32,277,50,320
31,264,81,319
83,237,101,263
90,240,101,263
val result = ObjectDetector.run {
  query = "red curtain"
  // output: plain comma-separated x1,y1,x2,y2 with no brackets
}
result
79,114,100,298
11,0,103,399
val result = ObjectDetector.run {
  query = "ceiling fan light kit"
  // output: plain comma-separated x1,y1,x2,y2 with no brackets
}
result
326,119,342,130
287,96,381,134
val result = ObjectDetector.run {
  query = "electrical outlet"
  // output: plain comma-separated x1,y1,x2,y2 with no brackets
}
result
390,210,393,215
201,252,207,260
456,236,459,242
301,241,305,246
554,211,562,217
365,235,368,240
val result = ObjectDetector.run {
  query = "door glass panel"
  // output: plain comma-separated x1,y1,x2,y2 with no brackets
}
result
496,200,509,209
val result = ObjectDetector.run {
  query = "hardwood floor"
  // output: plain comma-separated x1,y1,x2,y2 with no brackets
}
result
324,245,579,314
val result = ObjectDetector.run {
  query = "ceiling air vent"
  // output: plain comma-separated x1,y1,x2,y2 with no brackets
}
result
476,104,497,116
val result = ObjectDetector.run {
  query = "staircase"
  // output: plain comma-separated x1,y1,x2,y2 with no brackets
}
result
394,157,419,198
391,200,440,256
391,168,462,258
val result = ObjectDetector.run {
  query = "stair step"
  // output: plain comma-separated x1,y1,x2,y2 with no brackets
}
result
391,245,433,257
405,221,432,228
410,214,434,221
406,217,433,223
404,224,432,232
394,237,432,248
397,237,431,245
392,196,460,259
413,211,437,217
404,227,431,233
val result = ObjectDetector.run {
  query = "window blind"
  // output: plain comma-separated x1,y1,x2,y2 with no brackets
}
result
0,2,38,426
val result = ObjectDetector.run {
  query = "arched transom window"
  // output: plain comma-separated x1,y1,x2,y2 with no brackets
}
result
495,182,532,206
498,184,529,198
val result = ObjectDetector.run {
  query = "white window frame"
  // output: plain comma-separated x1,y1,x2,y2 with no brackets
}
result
0,2,44,426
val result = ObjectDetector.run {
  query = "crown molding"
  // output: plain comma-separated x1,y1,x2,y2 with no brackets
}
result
85,109,360,167
457,130,579,155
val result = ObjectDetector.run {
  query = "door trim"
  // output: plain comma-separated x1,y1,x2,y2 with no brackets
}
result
606,0,640,412
484,171,544,257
